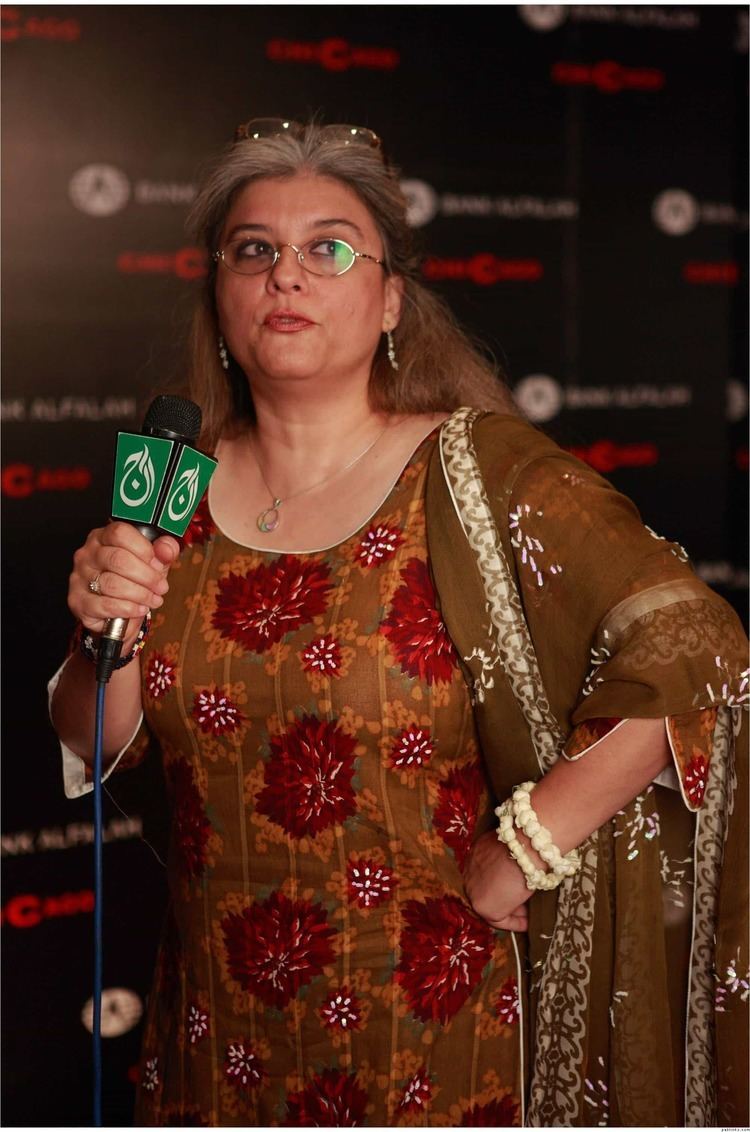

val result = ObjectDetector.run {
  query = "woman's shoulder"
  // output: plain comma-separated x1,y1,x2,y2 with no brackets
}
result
430,408,642,541
434,407,575,490
471,409,559,459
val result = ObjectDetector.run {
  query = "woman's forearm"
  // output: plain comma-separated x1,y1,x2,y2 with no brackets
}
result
526,717,671,858
52,523,178,768
50,645,144,767
464,717,672,930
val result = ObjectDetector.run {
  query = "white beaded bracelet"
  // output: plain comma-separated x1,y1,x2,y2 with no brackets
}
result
494,799,561,892
511,781,581,879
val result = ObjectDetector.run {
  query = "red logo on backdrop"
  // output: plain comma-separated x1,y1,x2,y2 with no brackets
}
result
1,890,94,928
266,36,399,72
423,255,543,285
566,440,659,473
736,447,749,472
683,262,739,285
1,6,80,41
1,464,92,498
551,60,665,93
116,247,207,281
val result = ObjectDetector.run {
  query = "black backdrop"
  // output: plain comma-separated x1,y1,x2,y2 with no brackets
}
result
2,4,748,1126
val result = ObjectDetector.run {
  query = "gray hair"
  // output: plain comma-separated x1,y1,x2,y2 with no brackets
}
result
184,121,514,447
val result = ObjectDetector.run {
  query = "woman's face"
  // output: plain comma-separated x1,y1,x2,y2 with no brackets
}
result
215,172,403,395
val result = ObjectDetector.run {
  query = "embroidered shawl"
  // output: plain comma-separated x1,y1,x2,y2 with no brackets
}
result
425,408,748,1127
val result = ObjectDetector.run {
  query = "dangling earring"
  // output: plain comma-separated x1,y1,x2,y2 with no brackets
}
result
218,335,229,371
386,329,399,371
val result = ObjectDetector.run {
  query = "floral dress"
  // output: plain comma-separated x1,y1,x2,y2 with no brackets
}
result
129,432,524,1127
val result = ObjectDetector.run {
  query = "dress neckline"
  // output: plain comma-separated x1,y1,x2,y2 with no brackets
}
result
207,427,440,556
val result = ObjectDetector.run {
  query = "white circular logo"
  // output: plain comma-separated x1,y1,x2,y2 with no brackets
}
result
518,6,567,31
514,374,564,422
81,988,143,1037
727,379,749,422
652,189,699,236
69,164,131,217
400,179,439,227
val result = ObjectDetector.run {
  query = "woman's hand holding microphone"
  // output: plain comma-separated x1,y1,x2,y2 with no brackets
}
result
52,522,181,763
69,522,181,650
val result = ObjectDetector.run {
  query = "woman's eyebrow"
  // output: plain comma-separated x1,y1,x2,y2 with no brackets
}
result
224,222,271,241
224,218,366,242
312,218,365,239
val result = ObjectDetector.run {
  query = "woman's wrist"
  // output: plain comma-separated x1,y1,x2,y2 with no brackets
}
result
120,617,147,652
78,612,151,672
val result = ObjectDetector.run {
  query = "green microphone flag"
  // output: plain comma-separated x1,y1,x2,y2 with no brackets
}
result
111,432,217,537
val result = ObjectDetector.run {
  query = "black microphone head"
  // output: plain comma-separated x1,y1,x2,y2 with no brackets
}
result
142,395,202,444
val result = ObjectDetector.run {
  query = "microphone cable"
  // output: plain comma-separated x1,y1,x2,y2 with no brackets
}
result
93,679,107,1127
85,394,214,1124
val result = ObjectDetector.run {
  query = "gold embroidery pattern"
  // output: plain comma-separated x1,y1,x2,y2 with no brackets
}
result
600,580,708,644
685,707,734,1126
439,408,564,767
526,835,599,1127
440,408,596,1126
605,600,745,673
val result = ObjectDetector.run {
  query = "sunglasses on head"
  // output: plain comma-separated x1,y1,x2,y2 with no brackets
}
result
233,117,382,152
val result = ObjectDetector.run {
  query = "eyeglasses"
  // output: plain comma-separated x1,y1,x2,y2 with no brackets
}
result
214,237,384,277
233,117,382,152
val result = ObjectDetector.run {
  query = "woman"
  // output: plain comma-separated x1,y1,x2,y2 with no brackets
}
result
50,119,747,1127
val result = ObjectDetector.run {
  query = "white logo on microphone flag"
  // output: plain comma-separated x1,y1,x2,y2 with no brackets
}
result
111,433,174,524
119,447,156,507
157,447,218,537
167,465,200,522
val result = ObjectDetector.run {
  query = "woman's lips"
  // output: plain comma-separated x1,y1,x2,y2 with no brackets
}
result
264,311,315,332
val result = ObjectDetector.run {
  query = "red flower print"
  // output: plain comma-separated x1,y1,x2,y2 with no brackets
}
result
221,890,335,1009
346,858,397,910
389,726,435,771
224,1041,267,1091
146,652,176,699
168,759,211,878
191,687,245,736
286,1068,368,1127
187,1003,209,1045
684,751,708,807
301,634,342,677
355,523,404,568
432,762,483,869
460,1096,519,1125
399,1067,433,1113
320,986,363,1032
396,895,493,1024
182,496,216,547
256,715,358,838
211,554,331,653
494,976,520,1025
380,558,458,685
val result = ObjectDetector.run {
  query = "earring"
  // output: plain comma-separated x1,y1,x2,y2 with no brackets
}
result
218,335,229,371
386,329,399,371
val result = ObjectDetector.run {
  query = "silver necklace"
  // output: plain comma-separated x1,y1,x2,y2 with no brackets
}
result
251,423,389,533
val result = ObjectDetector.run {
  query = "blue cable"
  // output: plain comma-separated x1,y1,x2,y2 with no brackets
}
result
93,679,106,1127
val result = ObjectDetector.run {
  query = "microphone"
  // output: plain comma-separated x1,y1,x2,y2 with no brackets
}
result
96,395,216,682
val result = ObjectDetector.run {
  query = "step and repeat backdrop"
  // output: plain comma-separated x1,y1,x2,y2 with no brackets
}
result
2,4,747,1125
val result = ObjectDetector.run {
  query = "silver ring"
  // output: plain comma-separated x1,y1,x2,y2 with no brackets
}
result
88,572,103,595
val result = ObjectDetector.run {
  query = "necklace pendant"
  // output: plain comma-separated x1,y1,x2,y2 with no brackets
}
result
257,499,282,533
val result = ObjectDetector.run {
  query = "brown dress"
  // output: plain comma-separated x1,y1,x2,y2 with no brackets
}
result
131,432,524,1126
66,411,747,1127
